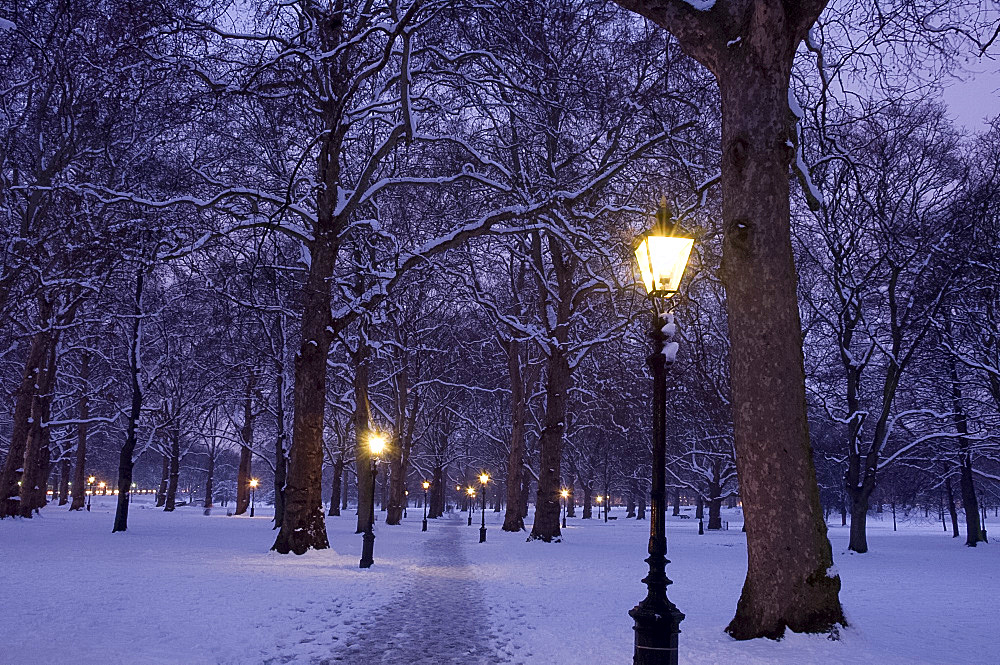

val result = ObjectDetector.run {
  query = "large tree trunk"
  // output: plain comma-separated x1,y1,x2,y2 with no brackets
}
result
235,373,256,515
582,483,592,519
0,310,51,518
672,489,680,516
637,485,646,520
70,353,90,511
21,335,58,516
503,338,527,532
708,496,723,530
613,0,843,638
529,349,569,542
113,269,144,532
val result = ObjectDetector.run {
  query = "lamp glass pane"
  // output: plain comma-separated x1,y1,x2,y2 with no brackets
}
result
635,235,693,295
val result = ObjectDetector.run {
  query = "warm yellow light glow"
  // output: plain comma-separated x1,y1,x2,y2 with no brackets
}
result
368,432,387,456
422,481,430,490
249,478,259,488
596,496,603,503
635,234,694,297
456,485,461,491
88,476,96,484
560,489,569,499
99,482,106,489
466,487,476,496
479,473,489,485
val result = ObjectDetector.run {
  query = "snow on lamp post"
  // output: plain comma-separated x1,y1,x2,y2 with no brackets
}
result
249,478,259,517
360,432,386,569
479,473,489,543
466,487,475,526
629,197,692,665
560,489,569,529
422,480,430,532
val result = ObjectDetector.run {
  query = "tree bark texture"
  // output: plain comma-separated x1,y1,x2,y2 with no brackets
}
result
113,268,144,533
503,338,527,532
165,425,180,512
946,477,959,538
70,353,90,511
329,455,343,517
529,347,570,541
0,307,51,518
235,372,256,515
20,335,58,515
612,0,843,638
273,342,288,528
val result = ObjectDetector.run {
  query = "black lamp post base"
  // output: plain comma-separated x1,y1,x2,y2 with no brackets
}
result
479,526,487,543
359,531,375,569
422,518,428,532
629,598,684,665
468,513,472,526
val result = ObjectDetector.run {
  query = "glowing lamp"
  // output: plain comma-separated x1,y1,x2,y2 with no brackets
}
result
422,481,430,490
479,473,489,485
634,198,694,298
560,489,569,499
249,478,259,488
368,432,387,456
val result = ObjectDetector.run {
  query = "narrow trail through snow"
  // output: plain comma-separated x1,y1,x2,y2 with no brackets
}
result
333,513,503,665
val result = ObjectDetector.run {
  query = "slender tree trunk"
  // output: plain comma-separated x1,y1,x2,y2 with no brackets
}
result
695,496,704,520
341,463,349,511
203,452,215,515
429,464,444,518
273,343,288,528
113,268,144,533
70,354,90,511
947,347,985,546
566,474,576,517
582,484,592,519
329,456,343,517
637,485,646,520
58,459,69,505
165,426,180,512
503,338,527,532
353,334,374,535
155,454,168,508
235,373,256,515
946,477,960,538
626,482,637,518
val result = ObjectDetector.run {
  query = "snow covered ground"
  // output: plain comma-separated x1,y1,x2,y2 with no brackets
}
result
1,497,996,664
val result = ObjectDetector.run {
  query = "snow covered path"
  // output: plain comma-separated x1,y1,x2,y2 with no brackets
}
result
337,513,502,665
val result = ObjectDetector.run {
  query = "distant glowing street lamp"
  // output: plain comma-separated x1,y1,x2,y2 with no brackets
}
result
249,478,259,517
422,480,430,532
629,197,692,665
466,487,475,526
360,432,387,569
98,481,106,496
560,489,569,529
596,494,603,521
478,473,489,543
87,476,95,511
130,482,137,504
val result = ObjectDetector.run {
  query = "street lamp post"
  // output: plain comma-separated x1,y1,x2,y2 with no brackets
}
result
605,493,610,523
596,494,603,521
360,433,387,569
249,478,259,517
99,481,106,496
629,198,693,665
479,473,489,543
466,487,475,526
87,476,95,511
561,489,569,529
422,480,430,532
